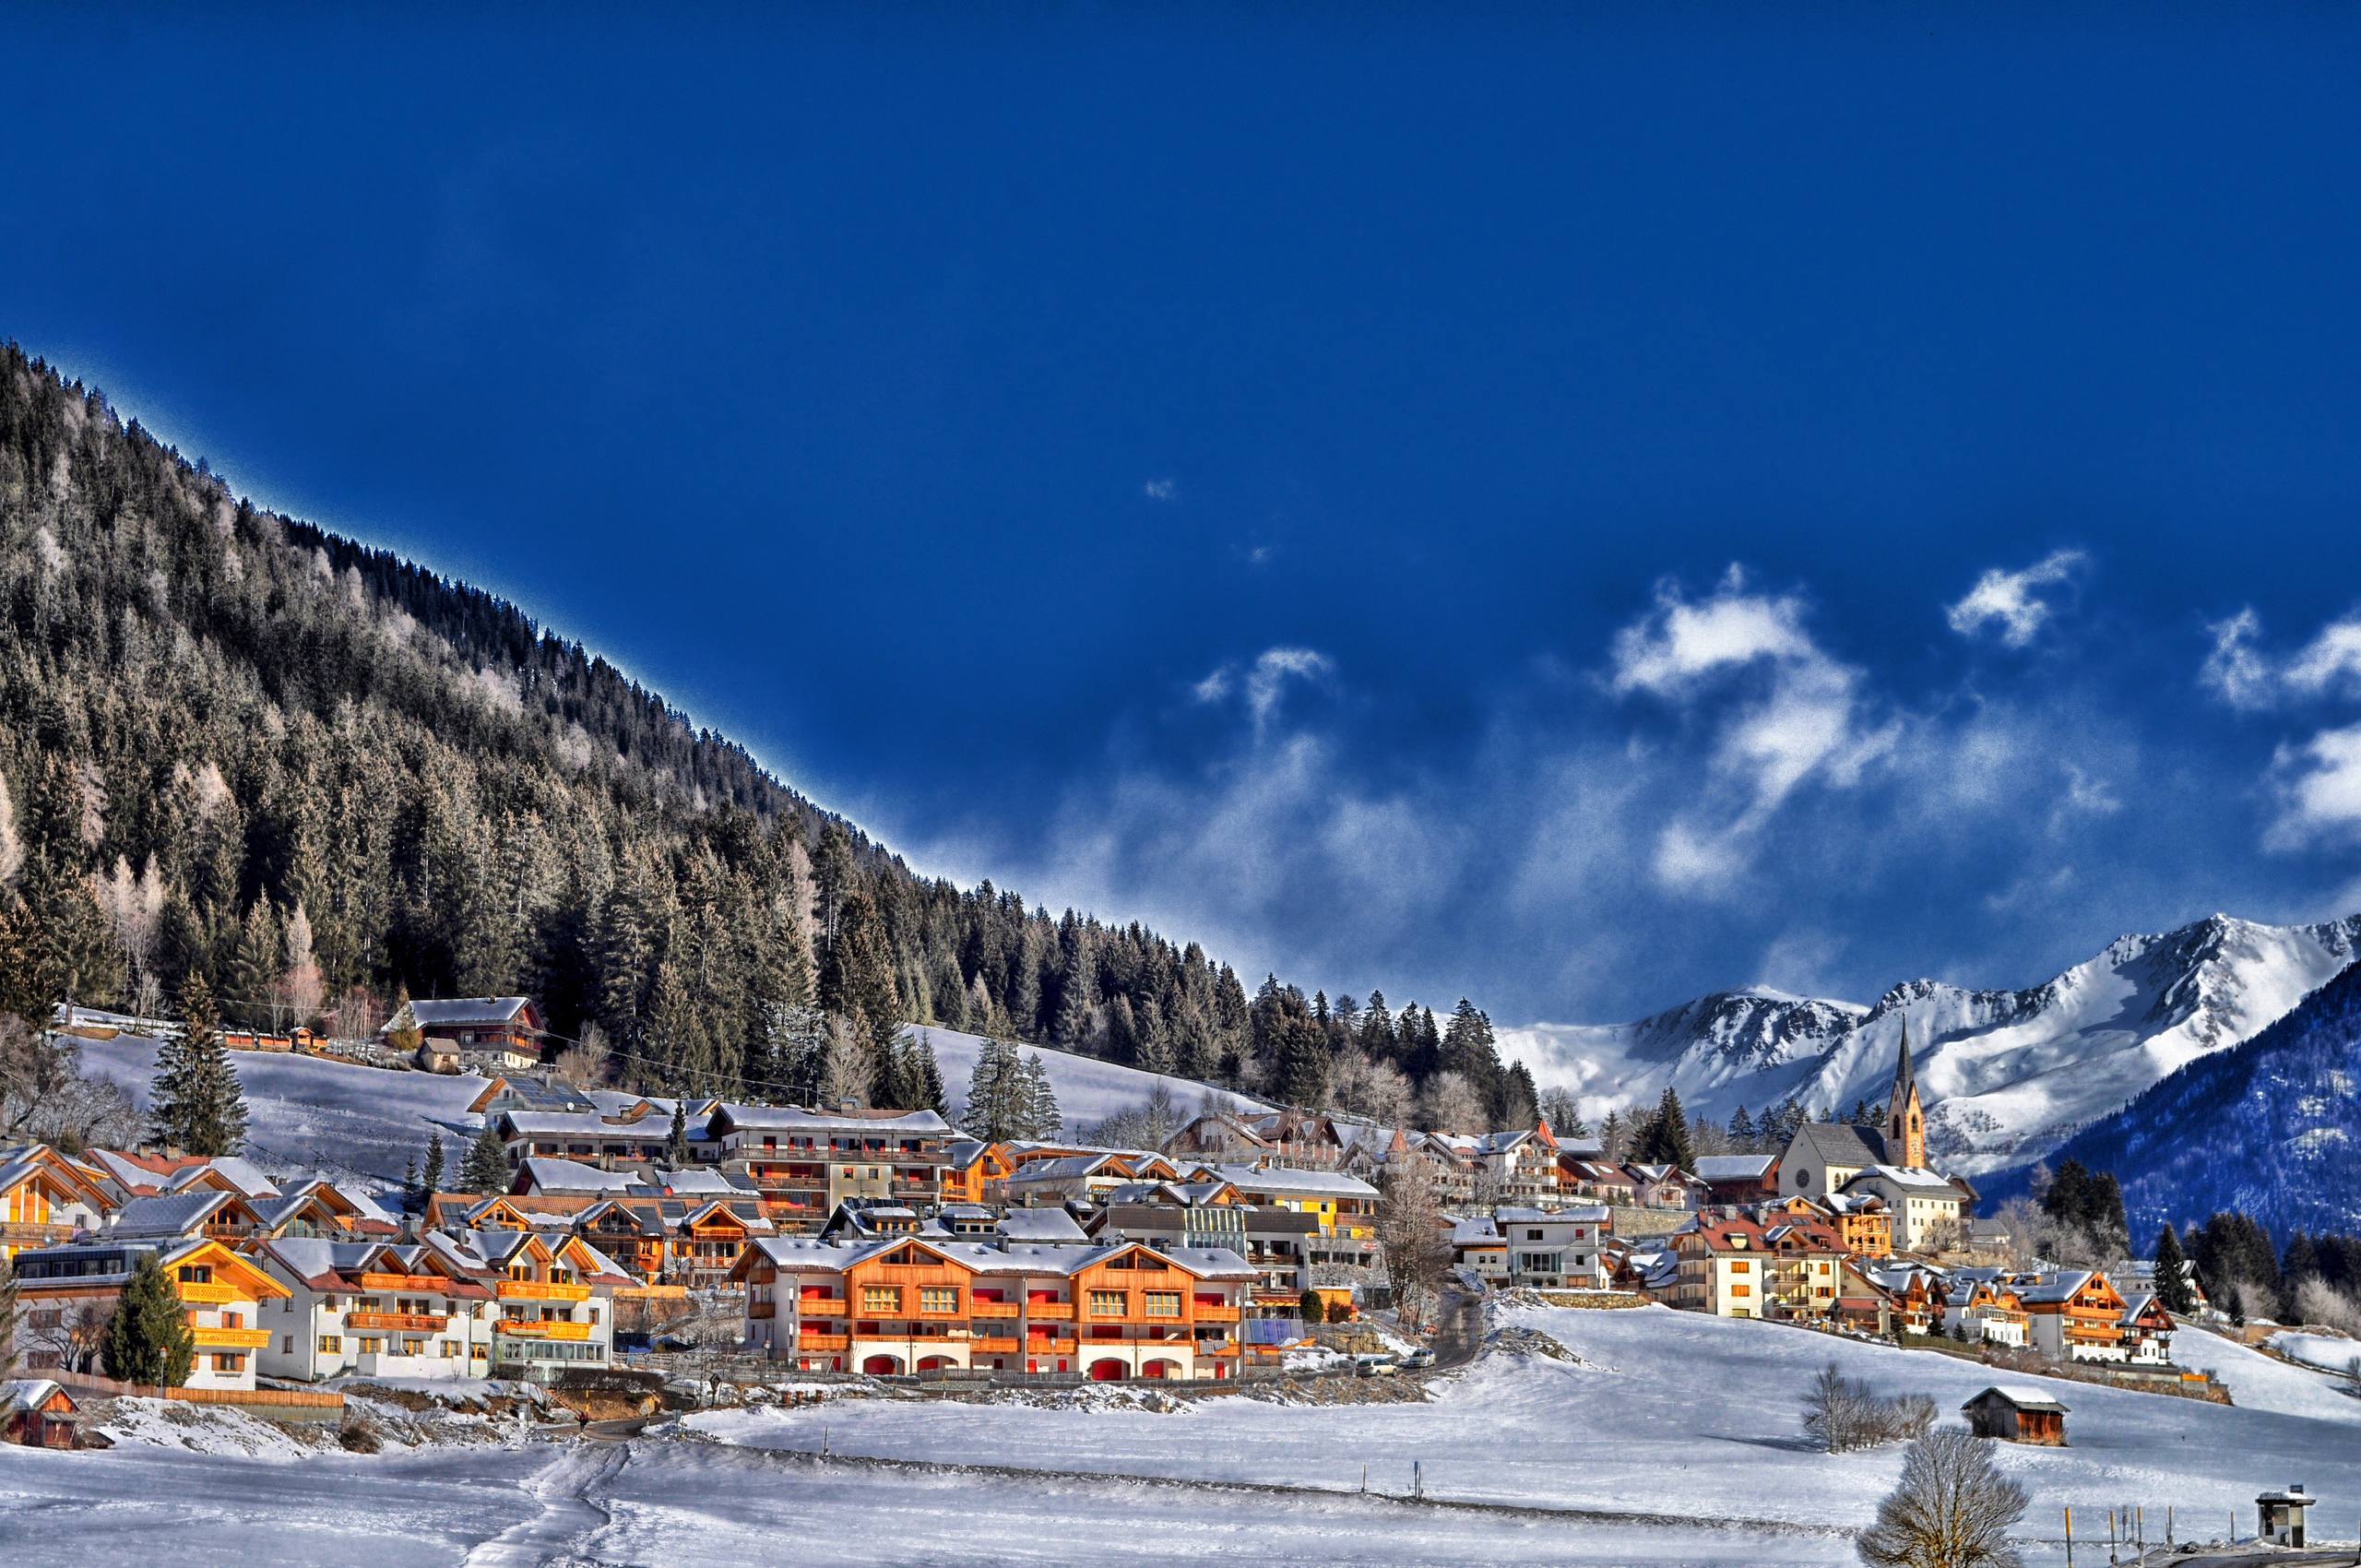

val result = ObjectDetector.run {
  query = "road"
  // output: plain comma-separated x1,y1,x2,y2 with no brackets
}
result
1423,1287,1485,1373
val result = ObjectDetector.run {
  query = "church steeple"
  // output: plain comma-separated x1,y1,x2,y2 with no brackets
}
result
1885,1018,1927,1170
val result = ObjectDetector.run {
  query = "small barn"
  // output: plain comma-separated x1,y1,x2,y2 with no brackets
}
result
1,1379,78,1448
1961,1385,2068,1445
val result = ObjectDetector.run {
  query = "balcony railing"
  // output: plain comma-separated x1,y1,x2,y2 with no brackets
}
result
347,1311,447,1333
357,1272,422,1291
797,1331,850,1351
496,1320,593,1341
1026,1336,1078,1355
1192,1304,1240,1323
969,1300,1019,1318
174,1281,243,1305
498,1280,592,1302
1024,1301,1074,1320
797,1297,848,1316
748,1301,775,1319
191,1324,272,1349
0,1220,77,1245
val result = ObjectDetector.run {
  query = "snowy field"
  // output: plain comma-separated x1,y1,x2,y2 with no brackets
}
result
2269,1328,2361,1377
7,1306,2358,1565
78,1035,492,1187
909,1024,1267,1127
689,1304,2361,1543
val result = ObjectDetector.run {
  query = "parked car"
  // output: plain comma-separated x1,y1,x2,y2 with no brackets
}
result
1398,1348,1435,1370
1354,1355,1398,1377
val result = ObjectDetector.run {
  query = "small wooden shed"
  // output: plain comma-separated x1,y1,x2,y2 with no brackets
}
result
1961,1385,2068,1445
1,1379,79,1448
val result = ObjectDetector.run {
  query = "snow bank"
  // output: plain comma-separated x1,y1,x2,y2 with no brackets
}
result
2267,1329,2361,1379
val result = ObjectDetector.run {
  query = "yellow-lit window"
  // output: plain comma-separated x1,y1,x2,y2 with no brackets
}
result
919,1287,957,1315
1088,1290,1126,1317
860,1285,900,1314
1143,1292,1180,1319
317,1335,342,1353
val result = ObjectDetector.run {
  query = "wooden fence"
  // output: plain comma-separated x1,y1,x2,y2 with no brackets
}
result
49,1368,345,1411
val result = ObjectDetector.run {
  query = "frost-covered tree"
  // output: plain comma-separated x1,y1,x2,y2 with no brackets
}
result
150,972,246,1156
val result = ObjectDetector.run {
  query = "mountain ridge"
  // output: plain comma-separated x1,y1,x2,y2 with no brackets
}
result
1501,909,2361,1174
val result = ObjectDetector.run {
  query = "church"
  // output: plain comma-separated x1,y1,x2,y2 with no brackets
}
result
1774,1024,1977,1253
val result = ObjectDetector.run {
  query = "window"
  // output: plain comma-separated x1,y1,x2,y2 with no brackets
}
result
317,1335,342,1353
213,1353,244,1372
358,1336,383,1353
1143,1291,1180,1319
860,1285,900,1314
1525,1229,1544,1241
1730,1284,1751,1299
1088,1290,1127,1317
281,1335,293,1353
919,1287,957,1315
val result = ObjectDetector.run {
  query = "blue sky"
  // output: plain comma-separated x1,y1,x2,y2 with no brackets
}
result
11,7,2361,1025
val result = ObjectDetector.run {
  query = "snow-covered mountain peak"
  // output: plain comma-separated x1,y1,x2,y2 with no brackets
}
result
1501,908,2361,1176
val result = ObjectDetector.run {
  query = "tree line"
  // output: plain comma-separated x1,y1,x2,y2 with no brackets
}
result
0,344,1504,1123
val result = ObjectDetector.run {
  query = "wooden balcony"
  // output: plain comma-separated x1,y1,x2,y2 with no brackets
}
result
972,1336,1021,1354
174,1281,243,1305
496,1319,593,1340
748,1301,775,1319
797,1331,850,1351
347,1311,447,1333
1192,1303,1240,1323
1026,1336,1078,1354
969,1300,1019,1318
1024,1301,1074,1320
498,1280,592,1302
0,1220,77,1246
191,1324,272,1349
798,1297,848,1316
357,1272,421,1291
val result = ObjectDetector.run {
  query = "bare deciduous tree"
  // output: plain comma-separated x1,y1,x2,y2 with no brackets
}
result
1856,1428,2028,1568
1377,1158,1451,1330
552,1021,613,1087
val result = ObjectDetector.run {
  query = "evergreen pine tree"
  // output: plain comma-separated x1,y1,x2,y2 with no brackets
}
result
151,971,247,1156
421,1134,445,1197
402,1153,420,1211
912,1034,948,1120
963,1037,1026,1141
102,1251,196,1387
666,1099,690,1165
1728,1105,1756,1144
1639,1086,1695,1170
2153,1224,2196,1316
1019,1052,1061,1139
460,1123,511,1194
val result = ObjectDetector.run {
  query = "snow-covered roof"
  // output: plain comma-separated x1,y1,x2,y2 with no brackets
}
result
1845,1163,1962,1192
0,1378,69,1414
108,1191,231,1239
1495,1205,1608,1225
710,1104,952,1136
1692,1155,1776,1182
169,1156,280,1199
1969,1385,2069,1413
995,1208,1090,1244
516,1158,638,1193
1786,1122,1889,1168
1204,1164,1378,1199
394,997,535,1029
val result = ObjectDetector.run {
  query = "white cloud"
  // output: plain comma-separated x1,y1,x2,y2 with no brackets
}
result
1945,549,2088,648
2286,617,2361,698
2266,722,2361,849
2201,608,2273,710
1610,566,1815,696
2048,762,2122,837
1608,567,1892,895
1143,478,1177,502
1192,647,1333,733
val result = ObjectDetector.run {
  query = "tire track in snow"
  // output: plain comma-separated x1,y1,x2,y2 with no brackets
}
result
463,1443,631,1567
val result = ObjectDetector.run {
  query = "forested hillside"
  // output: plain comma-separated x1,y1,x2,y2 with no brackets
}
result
0,345,1513,1120
2035,957,2361,1237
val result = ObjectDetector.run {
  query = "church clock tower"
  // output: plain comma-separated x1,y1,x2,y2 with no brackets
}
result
1885,1019,1927,1170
